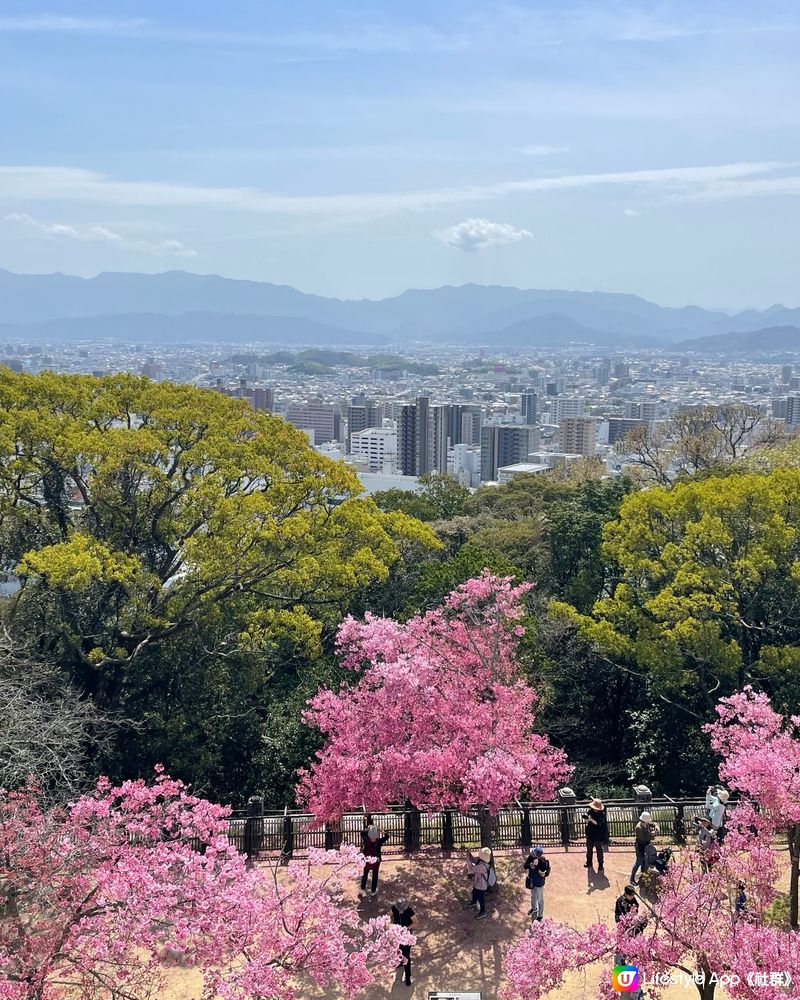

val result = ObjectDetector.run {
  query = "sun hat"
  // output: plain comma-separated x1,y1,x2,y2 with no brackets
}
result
639,811,652,823
532,845,544,856
367,825,380,840
717,789,730,804
590,798,604,810
478,847,492,863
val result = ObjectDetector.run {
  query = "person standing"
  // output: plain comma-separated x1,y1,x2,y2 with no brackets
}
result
465,847,491,919
629,811,659,885
584,798,608,871
391,897,415,987
524,845,550,921
359,824,389,897
706,786,729,844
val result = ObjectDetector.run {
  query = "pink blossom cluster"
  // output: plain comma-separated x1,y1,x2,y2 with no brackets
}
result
298,573,570,819
705,686,800,828
504,690,800,1000
0,773,411,1000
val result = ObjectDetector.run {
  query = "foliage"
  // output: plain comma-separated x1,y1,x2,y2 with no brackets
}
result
0,371,434,696
705,687,800,927
372,473,470,523
556,470,800,708
503,729,800,1000
298,573,571,819
0,771,410,1000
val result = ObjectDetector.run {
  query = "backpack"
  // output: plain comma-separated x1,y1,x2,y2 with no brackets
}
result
488,866,497,888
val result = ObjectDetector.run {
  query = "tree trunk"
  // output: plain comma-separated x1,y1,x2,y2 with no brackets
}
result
788,822,799,930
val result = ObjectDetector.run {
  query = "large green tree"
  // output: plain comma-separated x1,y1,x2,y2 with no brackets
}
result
554,469,800,712
0,372,434,707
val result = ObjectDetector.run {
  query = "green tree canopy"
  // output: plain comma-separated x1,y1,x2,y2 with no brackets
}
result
0,371,434,701
554,469,800,710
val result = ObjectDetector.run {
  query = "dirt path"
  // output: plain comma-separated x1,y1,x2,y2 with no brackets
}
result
161,847,745,1000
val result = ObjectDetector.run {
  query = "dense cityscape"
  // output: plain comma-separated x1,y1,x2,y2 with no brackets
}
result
3,334,798,491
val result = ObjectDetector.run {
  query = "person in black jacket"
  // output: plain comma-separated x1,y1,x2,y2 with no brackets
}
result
524,846,551,921
391,897,416,987
584,797,608,871
359,824,389,896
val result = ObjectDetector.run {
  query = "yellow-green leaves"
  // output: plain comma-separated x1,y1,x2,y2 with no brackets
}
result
18,534,141,591
556,470,800,693
0,372,436,669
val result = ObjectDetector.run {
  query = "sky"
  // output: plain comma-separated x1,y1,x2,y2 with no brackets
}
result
1,1,799,308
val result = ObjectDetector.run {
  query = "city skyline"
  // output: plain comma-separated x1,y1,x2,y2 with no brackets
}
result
1,1,799,308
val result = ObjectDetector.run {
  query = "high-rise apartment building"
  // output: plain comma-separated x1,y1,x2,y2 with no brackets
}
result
480,425,535,482
286,398,341,444
398,395,432,476
624,400,659,422
347,398,382,448
606,417,646,445
786,395,800,426
559,416,598,456
520,390,538,425
349,426,397,472
550,396,585,423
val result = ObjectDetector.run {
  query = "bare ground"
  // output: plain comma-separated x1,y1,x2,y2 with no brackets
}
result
161,846,766,1000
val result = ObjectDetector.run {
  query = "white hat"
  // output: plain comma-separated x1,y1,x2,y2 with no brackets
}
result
717,789,730,804
478,847,491,863
639,811,652,823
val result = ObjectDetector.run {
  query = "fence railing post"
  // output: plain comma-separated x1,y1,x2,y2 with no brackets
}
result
674,803,686,845
442,808,454,852
404,799,422,852
282,806,294,862
520,804,532,848
244,794,264,867
560,806,571,848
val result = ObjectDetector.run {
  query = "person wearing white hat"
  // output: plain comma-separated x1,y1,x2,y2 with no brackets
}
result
630,812,659,885
706,786,729,843
465,846,491,918
359,824,389,897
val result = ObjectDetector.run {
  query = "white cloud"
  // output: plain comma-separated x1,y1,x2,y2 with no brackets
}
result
519,145,567,156
4,213,196,257
0,161,795,224
434,218,532,252
623,208,639,216
0,16,147,33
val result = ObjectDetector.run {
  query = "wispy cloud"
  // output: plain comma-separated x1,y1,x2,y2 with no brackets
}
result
0,161,795,222
435,218,532,252
519,145,568,156
622,207,639,216
5,212,196,257
0,15,147,33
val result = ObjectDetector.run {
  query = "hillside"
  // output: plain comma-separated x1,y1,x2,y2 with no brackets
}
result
677,325,800,353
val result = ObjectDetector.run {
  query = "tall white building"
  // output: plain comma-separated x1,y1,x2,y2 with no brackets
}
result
448,443,481,488
349,426,398,473
550,396,585,423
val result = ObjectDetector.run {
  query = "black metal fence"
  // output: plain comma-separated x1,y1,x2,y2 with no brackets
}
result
229,797,714,863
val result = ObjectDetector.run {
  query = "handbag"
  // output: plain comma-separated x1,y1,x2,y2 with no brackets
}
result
488,866,497,888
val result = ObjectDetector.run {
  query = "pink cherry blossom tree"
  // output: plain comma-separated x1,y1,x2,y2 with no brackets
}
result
297,573,571,820
503,832,800,1000
705,686,800,928
0,770,411,1000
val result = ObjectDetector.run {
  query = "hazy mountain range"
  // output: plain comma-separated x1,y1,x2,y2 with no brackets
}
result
2,269,800,352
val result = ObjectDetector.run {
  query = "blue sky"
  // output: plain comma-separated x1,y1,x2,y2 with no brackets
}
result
1,1,799,307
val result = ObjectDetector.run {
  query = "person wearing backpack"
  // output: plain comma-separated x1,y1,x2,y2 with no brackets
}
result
465,847,492,918
524,845,550,921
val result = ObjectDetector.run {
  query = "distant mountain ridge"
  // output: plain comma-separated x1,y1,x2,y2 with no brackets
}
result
677,326,800,353
1,269,798,349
